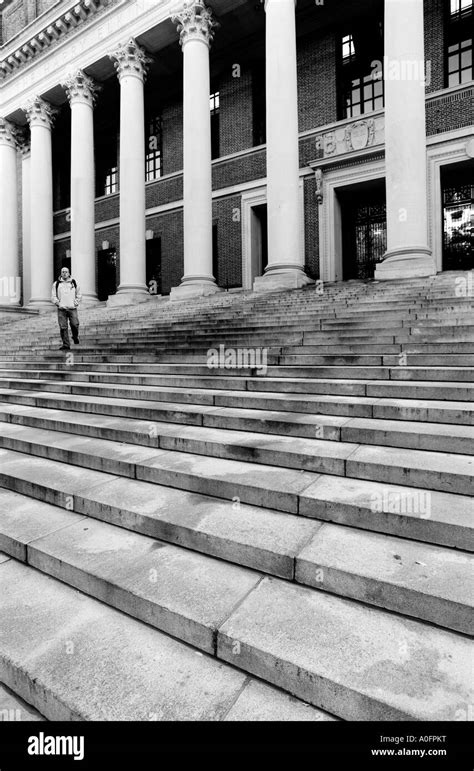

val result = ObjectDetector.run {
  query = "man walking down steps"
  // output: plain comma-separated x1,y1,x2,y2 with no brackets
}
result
51,267,82,350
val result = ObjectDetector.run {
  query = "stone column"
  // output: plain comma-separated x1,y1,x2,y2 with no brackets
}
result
62,70,100,303
25,97,56,306
109,38,151,304
253,0,310,292
170,0,220,300
0,119,21,305
375,0,436,280
19,135,32,305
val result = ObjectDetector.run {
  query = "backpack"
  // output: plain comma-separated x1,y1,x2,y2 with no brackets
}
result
55,278,77,298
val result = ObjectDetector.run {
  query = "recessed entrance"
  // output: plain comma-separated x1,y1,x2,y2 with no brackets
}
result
146,237,162,294
339,180,387,280
250,203,268,284
441,162,474,271
97,248,117,302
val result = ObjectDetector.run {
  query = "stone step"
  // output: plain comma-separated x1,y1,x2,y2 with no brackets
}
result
215,391,474,424
1,490,470,637
0,420,472,497
1,382,473,428
0,559,330,720
296,524,473,634
0,448,470,551
0,472,318,580
5,372,470,405
217,576,472,720
0,682,46,722
1,399,472,455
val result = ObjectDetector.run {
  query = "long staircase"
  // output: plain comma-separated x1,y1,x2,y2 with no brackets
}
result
0,272,472,721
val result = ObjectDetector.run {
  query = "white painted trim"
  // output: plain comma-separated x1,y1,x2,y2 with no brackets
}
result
241,186,267,290
427,137,473,272
318,158,386,282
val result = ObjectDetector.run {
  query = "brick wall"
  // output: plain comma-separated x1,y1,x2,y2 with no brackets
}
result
426,86,474,135
219,64,254,156
425,0,445,94
161,98,183,175
297,29,337,132
213,195,242,289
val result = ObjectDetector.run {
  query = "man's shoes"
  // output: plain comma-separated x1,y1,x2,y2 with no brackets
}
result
59,345,70,351
73,337,80,345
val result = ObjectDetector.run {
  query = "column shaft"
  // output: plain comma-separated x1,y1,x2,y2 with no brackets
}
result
64,71,100,302
109,39,150,304
254,0,310,292
170,0,220,300
119,75,147,292
0,120,20,305
182,37,213,283
375,0,436,280
21,150,31,305
26,99,55,306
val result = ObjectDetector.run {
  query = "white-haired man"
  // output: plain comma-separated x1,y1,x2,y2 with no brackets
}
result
51,267,82,350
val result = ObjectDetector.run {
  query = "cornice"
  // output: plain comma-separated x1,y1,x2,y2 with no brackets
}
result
0,0,117,81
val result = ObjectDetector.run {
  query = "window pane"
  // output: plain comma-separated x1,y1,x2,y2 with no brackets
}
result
448,53,459,71
449,71,460,85
461,49,472,67
374,80,383,96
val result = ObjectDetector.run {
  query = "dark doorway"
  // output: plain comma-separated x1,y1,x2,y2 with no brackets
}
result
250,203,268,284
97,248,117,301
146,237,162,295
212,223,219,286
340,181,387,280
442,162,474,271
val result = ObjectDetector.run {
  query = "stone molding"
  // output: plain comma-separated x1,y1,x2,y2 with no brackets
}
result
0,0,111,81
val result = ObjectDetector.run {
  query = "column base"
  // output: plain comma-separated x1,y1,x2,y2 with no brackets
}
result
107,285,150,307
169,278,221,303
28,299,55,308
374,248,437,281
80,294,101,306
253,266,312,294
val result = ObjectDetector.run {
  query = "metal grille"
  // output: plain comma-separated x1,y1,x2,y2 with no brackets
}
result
443,182,474,270
354,202,387,279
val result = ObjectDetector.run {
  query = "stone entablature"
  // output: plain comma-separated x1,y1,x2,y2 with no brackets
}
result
0,0,116,81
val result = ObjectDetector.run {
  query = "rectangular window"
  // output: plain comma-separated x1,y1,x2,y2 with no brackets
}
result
210,90,220,160
446,0,473,85
338,23,384,120
145,115,163,181
104,166,118,196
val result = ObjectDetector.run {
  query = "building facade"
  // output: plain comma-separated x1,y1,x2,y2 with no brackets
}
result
0,0,473,306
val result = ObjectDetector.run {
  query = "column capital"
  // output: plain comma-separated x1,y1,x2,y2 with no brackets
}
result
172,0,218,48
16,128,31,158
24,97,57,129
0,118,19,148
62,69,101,107
109,38,152,82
